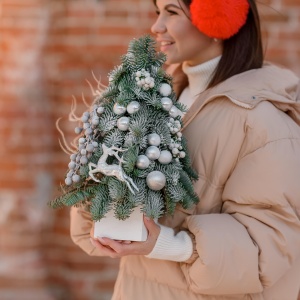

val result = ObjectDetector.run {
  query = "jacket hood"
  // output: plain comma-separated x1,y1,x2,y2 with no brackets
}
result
180,63,300,128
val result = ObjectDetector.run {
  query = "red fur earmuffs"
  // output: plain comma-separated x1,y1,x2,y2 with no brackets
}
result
190,0,250,39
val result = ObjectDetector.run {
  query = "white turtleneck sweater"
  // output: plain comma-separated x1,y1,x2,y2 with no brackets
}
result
146,56,221,262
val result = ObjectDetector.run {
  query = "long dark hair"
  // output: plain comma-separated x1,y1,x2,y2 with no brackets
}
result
153,0,263,89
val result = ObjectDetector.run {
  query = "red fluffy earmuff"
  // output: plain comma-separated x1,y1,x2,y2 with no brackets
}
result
190,0,250,39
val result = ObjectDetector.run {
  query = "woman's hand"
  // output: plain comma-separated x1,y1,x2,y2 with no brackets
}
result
89,216,160,258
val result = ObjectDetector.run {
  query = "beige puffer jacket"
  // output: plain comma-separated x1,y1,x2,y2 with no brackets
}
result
70,64,300,300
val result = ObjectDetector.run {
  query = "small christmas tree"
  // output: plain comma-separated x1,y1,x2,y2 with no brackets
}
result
49,35,199,221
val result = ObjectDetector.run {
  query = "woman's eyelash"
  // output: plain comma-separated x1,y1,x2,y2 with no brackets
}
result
167,10,177,15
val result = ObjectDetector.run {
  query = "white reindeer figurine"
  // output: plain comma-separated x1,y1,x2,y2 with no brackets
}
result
88,144,139,194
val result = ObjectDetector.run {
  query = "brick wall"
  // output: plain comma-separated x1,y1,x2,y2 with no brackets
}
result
0,1,299,300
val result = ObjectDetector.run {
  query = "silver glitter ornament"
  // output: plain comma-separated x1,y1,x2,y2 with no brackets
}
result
148,133,161,146
146,171,166,191
169,106,179,118
161,97,173,111
117,117,130,131
158,150,172,164
145,146,160,160
136,155,150,169
113,103,126,115
127,101,140,114
159,83,172,97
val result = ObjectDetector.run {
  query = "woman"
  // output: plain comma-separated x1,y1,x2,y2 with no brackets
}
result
70,0,300,299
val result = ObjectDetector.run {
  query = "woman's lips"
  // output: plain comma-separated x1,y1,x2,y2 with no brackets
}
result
160,41,174,52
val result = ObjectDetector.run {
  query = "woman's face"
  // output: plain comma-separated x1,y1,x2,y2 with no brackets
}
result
151,0,223,66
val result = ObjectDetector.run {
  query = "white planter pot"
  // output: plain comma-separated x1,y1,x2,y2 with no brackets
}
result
93,206,148,241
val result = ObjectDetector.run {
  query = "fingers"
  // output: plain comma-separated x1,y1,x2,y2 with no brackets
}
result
143,216,160,238
99,237,130,255
89,238,119,258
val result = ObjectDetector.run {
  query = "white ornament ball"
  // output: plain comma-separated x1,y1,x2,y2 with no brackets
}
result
146,171,166,191
81,149,87,155
117,117,130,131
97,106,105,114
65,177,72,186
80,156,88,165
127,101,140,114
79,137,86,144
83,122,90,129
145,77,151,84
92,141,98,147
86,144,94,152
169,106,179,118
148,133,161,146
67,170,73,178
161,97,173,111
92,118,99,125
85,129,93,136
74,127,82,134
136,155,150,169
81,115,89,123
72,174,81,183
172,148,179,155
70,153,77,161
177,132,182,138
159,83,172,97
179,151,186,158
158,150,173,164
145,146,160,160
68,161,76,169
113,103,126,115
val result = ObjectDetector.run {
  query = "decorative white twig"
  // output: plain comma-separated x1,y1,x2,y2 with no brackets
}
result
56,118,77,155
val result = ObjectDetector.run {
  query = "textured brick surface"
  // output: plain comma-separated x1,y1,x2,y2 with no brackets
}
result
0,0,299,299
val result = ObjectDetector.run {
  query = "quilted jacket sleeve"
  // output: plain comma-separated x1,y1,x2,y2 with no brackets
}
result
180,124,300,295
70,205,104,256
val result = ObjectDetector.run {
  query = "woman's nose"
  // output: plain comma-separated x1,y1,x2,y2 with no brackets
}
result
151,16,166,34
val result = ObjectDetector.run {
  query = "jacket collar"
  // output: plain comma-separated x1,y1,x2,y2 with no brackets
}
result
179,63,300,129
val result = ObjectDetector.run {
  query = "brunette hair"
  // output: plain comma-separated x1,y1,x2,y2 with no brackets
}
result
153,0,263,89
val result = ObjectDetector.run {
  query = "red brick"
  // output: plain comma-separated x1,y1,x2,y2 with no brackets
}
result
0,1,299,299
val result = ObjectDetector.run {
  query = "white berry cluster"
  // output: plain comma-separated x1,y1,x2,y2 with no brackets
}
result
65,105,105,186
167,118,186,162
135,69,155,91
